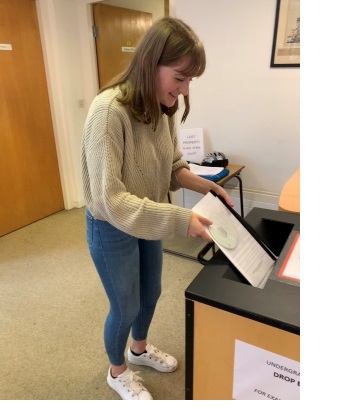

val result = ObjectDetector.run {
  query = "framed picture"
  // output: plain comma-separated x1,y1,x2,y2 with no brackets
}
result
270,0,300,67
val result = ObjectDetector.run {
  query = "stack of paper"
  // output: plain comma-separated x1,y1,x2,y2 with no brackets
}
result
189,163,224,176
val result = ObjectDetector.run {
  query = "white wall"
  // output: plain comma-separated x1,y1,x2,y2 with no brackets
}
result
36,0,299,215
36,0,93,208
35,0,165,209
171,0,300,214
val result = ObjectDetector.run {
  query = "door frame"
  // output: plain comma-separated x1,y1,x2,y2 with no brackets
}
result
34,0,168,210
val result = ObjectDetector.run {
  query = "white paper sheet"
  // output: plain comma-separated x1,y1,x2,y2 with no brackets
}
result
189,163,225,176
193,192,275,288
233,340,300,400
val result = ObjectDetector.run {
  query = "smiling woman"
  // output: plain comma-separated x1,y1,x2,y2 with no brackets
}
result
156,64,192,108
81,16,233,400
99,17,206,129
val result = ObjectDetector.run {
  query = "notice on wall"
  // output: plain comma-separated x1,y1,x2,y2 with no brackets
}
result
179,128,204,164
0,44,12,51
233,340,300,400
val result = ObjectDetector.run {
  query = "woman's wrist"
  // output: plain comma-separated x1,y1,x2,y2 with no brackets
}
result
208,181,219,194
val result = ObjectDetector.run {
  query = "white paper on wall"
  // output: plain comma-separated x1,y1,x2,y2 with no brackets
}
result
179,128,204,164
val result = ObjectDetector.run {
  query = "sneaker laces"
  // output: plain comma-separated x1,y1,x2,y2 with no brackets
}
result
146,344,167,363
123,371,146,396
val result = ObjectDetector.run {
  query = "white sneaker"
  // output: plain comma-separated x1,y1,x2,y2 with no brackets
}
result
107,367,153,400
128,344,178,373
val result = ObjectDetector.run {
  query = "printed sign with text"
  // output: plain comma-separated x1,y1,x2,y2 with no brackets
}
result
179,128,204,164
233,340,300,400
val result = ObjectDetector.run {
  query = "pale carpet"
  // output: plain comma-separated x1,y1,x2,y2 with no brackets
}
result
0,208,204,400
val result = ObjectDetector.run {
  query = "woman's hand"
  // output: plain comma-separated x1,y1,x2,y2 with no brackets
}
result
187,213,213,242
212,185,234,208
175,167,234,208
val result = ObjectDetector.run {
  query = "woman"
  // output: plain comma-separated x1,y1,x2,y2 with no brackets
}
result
81,17,233,400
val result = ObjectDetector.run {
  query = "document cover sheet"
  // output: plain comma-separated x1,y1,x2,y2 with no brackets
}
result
193,192,276,288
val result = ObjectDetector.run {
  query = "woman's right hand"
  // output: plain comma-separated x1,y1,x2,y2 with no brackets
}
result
187,212,213,242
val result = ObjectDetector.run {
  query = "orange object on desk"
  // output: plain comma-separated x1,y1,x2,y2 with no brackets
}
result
279,169,300,213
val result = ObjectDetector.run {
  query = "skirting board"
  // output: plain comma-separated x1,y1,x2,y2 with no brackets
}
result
71,200,85,209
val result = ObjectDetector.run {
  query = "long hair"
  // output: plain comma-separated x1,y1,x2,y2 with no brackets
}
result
100,17,206,130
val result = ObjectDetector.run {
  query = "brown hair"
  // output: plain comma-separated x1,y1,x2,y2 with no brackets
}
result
100,17,206,130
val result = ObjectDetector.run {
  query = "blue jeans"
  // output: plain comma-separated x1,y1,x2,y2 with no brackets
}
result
86,209,163,366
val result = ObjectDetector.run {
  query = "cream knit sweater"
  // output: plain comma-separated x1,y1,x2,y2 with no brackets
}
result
81,88,192,240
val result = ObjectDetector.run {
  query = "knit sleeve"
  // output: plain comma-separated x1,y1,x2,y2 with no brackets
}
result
82,99,192,240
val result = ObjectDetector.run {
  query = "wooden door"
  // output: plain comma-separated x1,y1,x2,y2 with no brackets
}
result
0,0,64,236
92,4,152,88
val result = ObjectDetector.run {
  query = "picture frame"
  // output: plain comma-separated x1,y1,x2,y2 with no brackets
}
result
270,0,300,67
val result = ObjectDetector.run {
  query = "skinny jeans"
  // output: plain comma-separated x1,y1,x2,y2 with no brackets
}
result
86,209,162,366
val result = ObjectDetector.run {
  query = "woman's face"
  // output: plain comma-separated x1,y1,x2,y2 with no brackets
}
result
156,60,193,107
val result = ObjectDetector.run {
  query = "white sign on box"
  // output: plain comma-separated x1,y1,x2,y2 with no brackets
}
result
179,128,204,164
233,340,300,400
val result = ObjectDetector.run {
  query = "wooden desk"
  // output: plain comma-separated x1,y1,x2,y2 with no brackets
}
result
279,169,300,213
